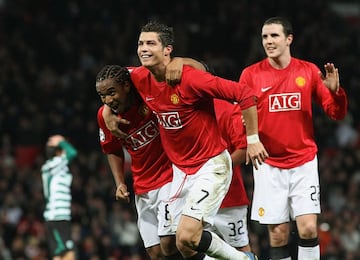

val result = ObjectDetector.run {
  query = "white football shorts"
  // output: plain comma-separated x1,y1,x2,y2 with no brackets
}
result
208,206,249,248
251,155,321,224
135,181,174,248
168,149,233,232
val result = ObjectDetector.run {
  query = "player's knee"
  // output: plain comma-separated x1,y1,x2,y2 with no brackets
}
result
176,230,198,251
298,222,318,239
268,224,289,246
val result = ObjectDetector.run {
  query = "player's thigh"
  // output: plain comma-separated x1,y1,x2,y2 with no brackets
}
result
176,214,204,243
181,150,233,225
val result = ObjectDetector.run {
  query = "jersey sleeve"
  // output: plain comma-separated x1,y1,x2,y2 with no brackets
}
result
58,140,77,162
97,106,124,155
214,99,247,151
182,66,256,110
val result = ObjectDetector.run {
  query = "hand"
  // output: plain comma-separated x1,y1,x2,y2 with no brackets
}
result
103,105,129,139
105,115,130,139
115,183,130,203
166,57,183,86
245,142,269,170
319,63,340,93
47,135,65,146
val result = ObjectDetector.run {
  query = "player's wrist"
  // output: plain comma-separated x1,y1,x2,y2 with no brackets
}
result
247,134,260,144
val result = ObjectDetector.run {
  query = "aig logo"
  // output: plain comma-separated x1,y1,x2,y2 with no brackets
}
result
155,112,182,129
125,120,159,150
269,93,301,112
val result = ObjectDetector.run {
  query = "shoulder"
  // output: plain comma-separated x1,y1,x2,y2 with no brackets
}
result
97,105,106,122
97,105,105,117
129,66,150,78
243,59,267,73
292,57,318,70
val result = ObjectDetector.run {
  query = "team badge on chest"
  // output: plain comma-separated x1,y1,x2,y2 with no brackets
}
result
170,94,179,105
295,76,306,87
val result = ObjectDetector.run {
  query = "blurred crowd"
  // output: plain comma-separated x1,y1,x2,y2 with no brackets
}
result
0,0,359,259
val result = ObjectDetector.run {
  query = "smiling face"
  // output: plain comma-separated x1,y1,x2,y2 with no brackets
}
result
137,31,172,70
261,23,292,61
96,78,131,114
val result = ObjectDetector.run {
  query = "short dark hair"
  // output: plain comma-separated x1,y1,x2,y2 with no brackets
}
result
140,21,175,48
96,65,131,85
263,17,294,36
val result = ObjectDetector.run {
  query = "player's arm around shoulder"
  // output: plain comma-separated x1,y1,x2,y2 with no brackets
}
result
102,105,130,139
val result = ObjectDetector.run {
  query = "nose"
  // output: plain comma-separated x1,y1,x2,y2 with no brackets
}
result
104,95,113,105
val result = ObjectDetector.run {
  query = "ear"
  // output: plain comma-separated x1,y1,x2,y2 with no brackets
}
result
124,81,132,93
164,45,173,56
287,34,293,46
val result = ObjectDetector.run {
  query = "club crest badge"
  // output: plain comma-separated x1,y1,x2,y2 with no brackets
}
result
170,94,179,105
295,76,306,87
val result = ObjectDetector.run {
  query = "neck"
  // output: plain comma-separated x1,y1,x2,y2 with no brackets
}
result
268,52,291,69
146,63,167,82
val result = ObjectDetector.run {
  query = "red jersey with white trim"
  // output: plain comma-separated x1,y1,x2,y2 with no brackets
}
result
239,58,348,169
97,103,172,194
214,99,250,208
130,65,256,175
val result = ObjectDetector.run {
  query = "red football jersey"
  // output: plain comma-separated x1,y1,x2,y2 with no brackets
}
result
239,58,348,168
130,65,256,175
97,103,172,194
214,99,250,208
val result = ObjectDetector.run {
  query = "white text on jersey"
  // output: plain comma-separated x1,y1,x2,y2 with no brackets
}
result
269,93,301,112
125,120,159,150
155,112,183,129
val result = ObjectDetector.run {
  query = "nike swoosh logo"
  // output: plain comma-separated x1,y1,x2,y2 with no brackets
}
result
190,206,200,211
145,97,155,101
261,86,272,92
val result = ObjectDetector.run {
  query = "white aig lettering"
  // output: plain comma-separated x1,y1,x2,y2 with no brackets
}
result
269,93,301,112
156,112,182,129
125,120,159,150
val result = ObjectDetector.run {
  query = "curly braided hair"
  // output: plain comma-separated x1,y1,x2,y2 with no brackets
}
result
96,65,131,85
